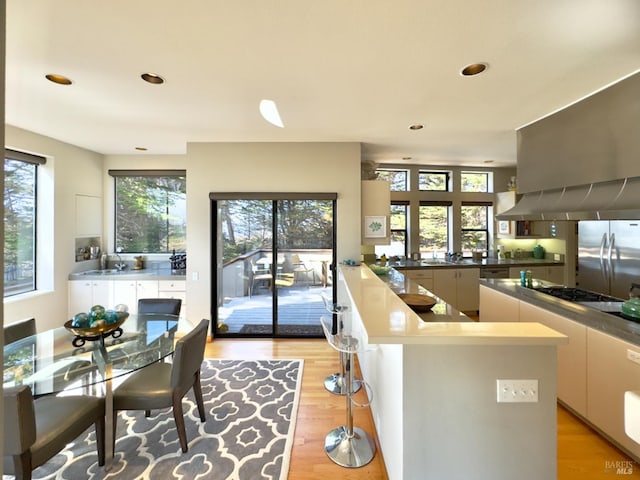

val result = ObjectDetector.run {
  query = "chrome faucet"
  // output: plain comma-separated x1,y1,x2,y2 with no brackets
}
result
114,248,127,271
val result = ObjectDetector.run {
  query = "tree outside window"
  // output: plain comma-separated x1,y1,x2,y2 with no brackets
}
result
4,153,40,297
114,174,186,253
419,171,450,191
461,172,489,192
461,203,489,255
419,203,450,258
376,169,408,191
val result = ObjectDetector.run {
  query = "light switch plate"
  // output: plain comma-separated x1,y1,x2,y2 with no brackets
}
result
496,379,539,403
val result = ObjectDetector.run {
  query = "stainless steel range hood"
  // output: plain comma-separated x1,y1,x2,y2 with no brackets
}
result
496,177,640,221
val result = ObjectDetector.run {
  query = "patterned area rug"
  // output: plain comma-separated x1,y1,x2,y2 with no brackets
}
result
25,359,303,480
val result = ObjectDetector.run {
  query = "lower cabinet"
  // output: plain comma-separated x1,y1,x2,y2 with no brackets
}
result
433,268,479,313
70,278,175,317
158,280,187,319
587,328,640,459
520,301,587,417
68,280,113,317
112,280,159,314
403,269,433,293
479,285,519,322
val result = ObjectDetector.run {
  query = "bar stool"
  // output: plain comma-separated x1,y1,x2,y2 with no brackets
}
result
320,315,376,468
321,296,361,396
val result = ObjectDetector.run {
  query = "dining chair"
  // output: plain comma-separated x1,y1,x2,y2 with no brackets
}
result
3,385,105,480
4,317,36,345
137,298,182,316
112,318,209,453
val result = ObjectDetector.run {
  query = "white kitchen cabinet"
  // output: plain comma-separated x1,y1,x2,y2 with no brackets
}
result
508,266,564,284
520,301,587,417
403,269,433,293
587,328,640,459
113,280,159,314
433,268,479,312
479,284,519,322
158,280,187,319
68,280,113,317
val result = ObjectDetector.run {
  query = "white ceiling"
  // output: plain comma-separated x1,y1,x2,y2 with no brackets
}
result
6,1,640,167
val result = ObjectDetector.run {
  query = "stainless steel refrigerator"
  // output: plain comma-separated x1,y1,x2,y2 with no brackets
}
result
577,220,640,299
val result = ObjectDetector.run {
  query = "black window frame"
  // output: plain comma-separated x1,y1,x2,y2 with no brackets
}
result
418,170,451,192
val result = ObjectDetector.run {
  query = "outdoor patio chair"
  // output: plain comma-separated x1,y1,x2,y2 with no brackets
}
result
292,254,316,286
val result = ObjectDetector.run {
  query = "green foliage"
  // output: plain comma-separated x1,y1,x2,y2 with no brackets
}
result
220,199,333,264
115,176,186,253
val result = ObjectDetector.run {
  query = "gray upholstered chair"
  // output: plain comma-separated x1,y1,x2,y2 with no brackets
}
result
4,318,36,345
3,386,105,480
113,319,209,453
137,298,182,316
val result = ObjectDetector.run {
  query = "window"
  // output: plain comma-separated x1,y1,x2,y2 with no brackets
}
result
461,172,490,192
375,202,408,258
419,171,450,191
376,169,408,191
461,202,490,255
4,150,44,297
419,201,451,257
111,170,186,253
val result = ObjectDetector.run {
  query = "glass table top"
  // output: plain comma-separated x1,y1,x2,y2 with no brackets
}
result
3,314,179,396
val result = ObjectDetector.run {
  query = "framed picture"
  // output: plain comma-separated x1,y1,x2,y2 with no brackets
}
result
364,216,387,238
498,220,510,234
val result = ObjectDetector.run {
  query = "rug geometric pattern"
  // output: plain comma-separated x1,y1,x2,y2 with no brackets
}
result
25,359,303,480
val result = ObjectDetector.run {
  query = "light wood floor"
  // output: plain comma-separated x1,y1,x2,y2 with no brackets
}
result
205,337,640,479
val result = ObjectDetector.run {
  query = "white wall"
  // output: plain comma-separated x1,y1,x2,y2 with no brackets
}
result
4,126,103,331
184,142,362,325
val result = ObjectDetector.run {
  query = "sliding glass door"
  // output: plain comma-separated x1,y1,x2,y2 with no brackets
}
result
211,193,336,337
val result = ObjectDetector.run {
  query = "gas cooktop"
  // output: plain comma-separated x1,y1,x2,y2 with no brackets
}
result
532,286,623,303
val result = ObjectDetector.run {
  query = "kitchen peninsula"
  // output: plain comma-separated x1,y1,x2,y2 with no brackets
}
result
337,265,566,480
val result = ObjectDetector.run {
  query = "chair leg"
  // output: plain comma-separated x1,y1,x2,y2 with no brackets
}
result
14,451,32,480
193,371,206,422
172,391,189,453
95,416,106,466
145,410,151,417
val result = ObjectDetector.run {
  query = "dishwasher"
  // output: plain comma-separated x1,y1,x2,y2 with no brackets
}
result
480,266,510,278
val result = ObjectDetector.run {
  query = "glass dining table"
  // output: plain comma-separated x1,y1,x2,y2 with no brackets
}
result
3,313,180,468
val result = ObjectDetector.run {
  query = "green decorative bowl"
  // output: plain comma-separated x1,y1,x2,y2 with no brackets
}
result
368,264,391,275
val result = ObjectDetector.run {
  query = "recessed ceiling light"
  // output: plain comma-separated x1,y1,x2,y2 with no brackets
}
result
408,124,423,131
460,63,488,76
141,73,165,84
135,147,148,151
45,73,73,85
259,99,284,128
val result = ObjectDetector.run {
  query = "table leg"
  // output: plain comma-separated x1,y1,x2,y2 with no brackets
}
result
104,362,114,469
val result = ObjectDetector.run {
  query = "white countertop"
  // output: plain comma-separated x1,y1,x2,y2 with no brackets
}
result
339,264,567,346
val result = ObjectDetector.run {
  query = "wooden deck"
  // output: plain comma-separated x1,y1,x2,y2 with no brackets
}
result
217,284,332,336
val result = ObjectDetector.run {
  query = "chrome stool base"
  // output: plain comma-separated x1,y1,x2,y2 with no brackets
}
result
324,372,362,395
324,425,376,468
